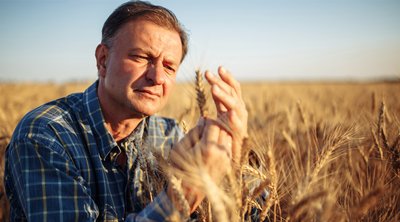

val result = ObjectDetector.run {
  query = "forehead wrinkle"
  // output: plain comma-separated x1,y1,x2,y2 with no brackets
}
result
113,20,182,64
145,30,171,56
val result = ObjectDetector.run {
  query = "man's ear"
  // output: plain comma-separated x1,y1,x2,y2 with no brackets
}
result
95,44,108,78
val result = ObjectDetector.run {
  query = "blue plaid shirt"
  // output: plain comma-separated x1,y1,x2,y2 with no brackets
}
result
4,81,184,221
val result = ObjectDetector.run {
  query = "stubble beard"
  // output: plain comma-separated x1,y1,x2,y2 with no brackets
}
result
125,93,165,118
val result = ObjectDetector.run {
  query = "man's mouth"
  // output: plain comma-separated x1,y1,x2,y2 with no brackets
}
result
136,89,161,97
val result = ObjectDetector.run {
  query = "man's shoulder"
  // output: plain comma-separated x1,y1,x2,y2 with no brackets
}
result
10,92,84,143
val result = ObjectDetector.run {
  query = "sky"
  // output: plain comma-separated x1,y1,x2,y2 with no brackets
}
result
0,0,399,82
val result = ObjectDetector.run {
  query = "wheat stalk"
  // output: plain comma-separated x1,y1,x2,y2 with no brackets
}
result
260,147,279,222
282,130,297,151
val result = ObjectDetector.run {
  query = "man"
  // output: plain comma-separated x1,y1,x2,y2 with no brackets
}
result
4,1,248,221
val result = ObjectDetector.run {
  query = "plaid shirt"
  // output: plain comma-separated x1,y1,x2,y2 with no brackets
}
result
4,81,184,221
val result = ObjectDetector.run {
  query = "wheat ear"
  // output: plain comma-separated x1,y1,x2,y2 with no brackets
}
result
195,69,208,117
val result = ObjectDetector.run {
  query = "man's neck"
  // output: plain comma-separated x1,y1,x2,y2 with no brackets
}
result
104,118,142,142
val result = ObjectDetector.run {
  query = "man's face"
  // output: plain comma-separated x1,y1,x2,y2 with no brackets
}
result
97,19,183,117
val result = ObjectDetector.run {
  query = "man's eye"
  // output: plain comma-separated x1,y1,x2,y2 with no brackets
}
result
163,65,176,75
163,62,176,73
165,66,175,72
131,55,150,62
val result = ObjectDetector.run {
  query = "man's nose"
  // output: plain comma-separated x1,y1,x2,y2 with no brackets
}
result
146,61,166,85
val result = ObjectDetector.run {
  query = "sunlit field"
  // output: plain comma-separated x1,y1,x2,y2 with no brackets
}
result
0,80,399,221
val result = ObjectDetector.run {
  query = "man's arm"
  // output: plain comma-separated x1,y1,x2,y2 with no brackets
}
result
6,137,183,222
5,138,99,221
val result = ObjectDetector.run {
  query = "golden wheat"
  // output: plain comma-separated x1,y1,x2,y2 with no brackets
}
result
0,80,399,222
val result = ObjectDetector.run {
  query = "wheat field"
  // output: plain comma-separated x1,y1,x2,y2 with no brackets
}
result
0,80,399,221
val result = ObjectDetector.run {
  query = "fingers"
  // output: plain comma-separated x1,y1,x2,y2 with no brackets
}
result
205,70,227,112
205,67,246,116
170,118,205,169
204,67,248,143
205,70,232,113
205,67,242,99
199,119,232,182
201,119,233,162
217,66,243,99
212,84,239,113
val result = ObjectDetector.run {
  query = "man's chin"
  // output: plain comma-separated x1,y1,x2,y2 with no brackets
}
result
128,100,165,117
132,106,160,117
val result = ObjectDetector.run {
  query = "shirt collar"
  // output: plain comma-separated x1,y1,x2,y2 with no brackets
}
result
117,117,147,153
83,81,117,160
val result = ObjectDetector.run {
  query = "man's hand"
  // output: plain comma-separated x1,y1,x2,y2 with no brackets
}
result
205,66,248,164
168,118,233,214
167,67,248,215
